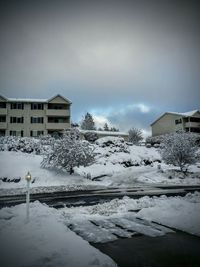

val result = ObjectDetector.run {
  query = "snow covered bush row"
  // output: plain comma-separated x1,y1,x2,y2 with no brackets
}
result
0,136,42,154
0,135,56,154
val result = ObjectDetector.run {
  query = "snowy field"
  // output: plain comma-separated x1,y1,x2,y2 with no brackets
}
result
0,192,200,266
0,136,200,195
0,136,200,267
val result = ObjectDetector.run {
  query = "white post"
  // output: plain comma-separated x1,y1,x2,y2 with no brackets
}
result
25,171,31,223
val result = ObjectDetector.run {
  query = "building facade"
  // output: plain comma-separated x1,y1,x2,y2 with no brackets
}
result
151,110,200,136
0,94,71,137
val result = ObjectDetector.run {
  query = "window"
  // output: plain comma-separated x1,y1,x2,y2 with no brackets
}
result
37,131,44,136
48,103,68,110
10,102,24,109
10,117,24,123
0,116,6,122
175,119,182,125
0,130,5,136
190,127,200,133
30,130,43,137
10,130,23,136
0,102,6,108
31,117,44,123
48,116,69,123
10,131,16,136
31,103,44,110
190,117,200,122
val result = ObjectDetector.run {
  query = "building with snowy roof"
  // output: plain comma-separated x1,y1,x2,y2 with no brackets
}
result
151,110,200,136
0,94,72,137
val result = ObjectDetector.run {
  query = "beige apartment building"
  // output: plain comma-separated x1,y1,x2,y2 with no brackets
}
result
151,110,200,136
0,94,71,137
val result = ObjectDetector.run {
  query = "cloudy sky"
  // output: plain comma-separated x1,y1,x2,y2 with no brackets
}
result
0,0,199,135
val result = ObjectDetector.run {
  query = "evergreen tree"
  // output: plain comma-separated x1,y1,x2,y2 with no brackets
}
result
110,127,119,132
128,128,143,144
103,123,109,131
81,112,96,130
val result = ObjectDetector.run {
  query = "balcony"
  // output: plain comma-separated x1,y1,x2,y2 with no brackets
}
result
0,122,7,129
185,122,200,128
46,122,70,130
0,108,7,115
46,109,70,116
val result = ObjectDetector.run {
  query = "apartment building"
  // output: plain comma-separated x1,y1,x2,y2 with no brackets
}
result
0,94,71,137
151,110,200,136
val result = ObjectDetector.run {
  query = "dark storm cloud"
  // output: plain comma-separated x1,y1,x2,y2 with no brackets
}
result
0,0,200,132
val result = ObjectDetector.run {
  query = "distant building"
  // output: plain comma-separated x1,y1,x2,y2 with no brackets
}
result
0,94,71,137
151,110,200,136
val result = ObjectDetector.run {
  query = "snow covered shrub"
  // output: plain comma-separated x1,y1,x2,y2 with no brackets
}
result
145,143,151,148
160,131,199,173
128,128,143,145
41,128,95,174
153,143,160,148
39,135,56,146
146,134,172,146
84,131,98,143
95,136,129,153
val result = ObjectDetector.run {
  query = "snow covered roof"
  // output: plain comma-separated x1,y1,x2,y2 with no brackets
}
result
151,110,200,126
7,98,48,102
167,110,199,117
79,130,129,136
0,94,72,103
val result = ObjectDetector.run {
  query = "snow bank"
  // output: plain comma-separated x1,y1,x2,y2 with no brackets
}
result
61,192,200,241
0,202,117,267
137,192,200,236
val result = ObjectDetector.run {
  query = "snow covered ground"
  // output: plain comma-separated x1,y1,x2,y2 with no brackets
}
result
0,201,116,267
0,137,200,195
0,192,200,267
0,151,107,194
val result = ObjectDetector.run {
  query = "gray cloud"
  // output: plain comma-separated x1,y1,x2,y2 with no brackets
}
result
0,0,199,132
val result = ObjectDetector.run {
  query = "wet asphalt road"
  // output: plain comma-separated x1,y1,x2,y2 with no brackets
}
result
1,184,200,208
93,232,200,267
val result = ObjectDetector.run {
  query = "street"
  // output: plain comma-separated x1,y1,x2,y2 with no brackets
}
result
93,232,200,267
0,184,200,208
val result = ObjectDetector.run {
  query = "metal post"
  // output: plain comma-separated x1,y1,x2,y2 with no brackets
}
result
26,179,30,222
25,171,31,223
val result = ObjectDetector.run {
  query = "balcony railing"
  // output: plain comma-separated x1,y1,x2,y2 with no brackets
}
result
0,108,7,115
46,109,70,116
185,122,200,128
46,122,70,129
0,122,7,129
